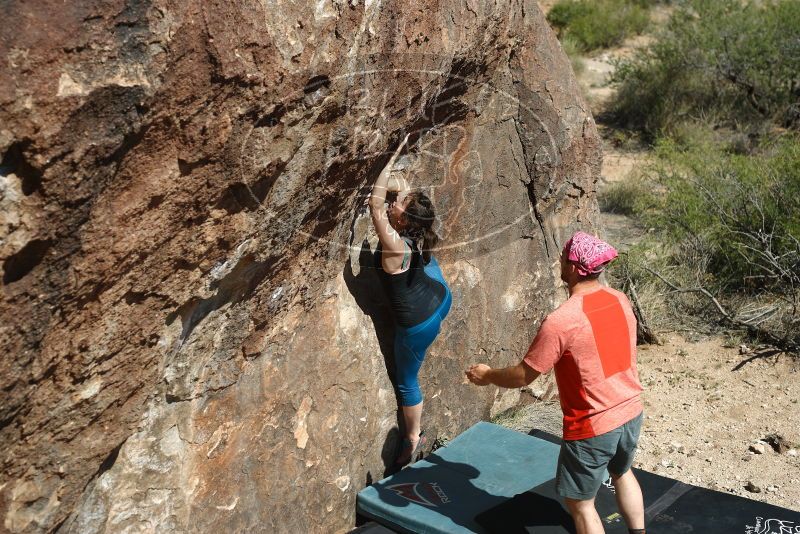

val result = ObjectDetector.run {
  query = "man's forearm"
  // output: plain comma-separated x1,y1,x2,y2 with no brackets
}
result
466,361,540,388
486,365,528,388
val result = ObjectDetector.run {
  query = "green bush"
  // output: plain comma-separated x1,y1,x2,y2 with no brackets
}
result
560,34,586,76
599,176,655,216
547,0,650,52
611,135,800,349
630,0,673,5
646,135,800,293
610,0,800,138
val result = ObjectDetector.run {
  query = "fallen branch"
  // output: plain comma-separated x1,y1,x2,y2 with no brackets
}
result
737,305,779,326
625,275,661,345
639,265,798,353
616,253,660,345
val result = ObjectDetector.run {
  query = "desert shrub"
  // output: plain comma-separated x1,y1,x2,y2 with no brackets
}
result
610,241,692,326
610,0,800,138
630,0,674,5
560,34,586,76
547,0,650,52
647,136,800,293
616,135,800,350
599,175,656,216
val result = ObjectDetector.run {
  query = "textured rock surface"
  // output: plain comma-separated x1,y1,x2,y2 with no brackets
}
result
0,1,599,532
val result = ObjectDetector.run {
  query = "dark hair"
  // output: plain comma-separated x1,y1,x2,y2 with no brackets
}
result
401,191,439,263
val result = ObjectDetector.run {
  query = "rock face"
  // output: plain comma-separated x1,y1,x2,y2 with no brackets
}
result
0,1,599,532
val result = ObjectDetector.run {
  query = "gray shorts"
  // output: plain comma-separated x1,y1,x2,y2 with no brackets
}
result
555,412,643,500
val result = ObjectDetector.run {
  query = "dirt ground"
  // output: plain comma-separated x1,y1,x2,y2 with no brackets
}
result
494,2,800,514
635,335,800,510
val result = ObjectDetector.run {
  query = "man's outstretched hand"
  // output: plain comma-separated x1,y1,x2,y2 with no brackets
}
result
465,364,492,386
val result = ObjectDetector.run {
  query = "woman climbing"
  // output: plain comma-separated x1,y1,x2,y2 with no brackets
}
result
368,133,452,467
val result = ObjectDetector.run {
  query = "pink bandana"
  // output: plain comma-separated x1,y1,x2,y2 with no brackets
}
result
563,231,618,276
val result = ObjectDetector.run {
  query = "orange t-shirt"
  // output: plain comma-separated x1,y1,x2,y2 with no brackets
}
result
523,287,643,441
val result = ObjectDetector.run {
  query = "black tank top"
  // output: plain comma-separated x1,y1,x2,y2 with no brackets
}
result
376,239,446,328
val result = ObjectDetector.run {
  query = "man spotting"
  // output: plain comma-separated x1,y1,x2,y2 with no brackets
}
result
466,232,646,534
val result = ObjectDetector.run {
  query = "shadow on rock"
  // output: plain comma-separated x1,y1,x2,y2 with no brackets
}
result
342,237,396,376
342,235,406,477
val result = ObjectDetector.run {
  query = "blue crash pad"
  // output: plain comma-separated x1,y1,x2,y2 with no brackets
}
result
357,422,560,533
357,422,800,533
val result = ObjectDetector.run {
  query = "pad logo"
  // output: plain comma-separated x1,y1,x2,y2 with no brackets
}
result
386,482,451,507
745,516,800,534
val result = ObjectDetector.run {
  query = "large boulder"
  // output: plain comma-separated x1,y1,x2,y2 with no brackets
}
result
0,1,600,532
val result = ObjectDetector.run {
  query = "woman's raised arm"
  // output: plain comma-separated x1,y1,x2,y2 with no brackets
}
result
369,133,410,255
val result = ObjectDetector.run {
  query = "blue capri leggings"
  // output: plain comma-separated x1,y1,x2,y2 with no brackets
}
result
394,256,452,407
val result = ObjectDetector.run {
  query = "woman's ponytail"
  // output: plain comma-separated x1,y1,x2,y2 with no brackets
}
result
402,191,439,264
421,227,439,264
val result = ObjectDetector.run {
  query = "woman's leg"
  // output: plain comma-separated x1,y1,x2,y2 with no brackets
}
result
397,402,423,464
394,332,426,408
394,332,425,465
394,316,442,464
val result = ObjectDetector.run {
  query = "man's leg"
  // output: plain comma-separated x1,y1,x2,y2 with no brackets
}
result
610,469,645,531
607,412,646,533
556,433,617,534
564,497,604,534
